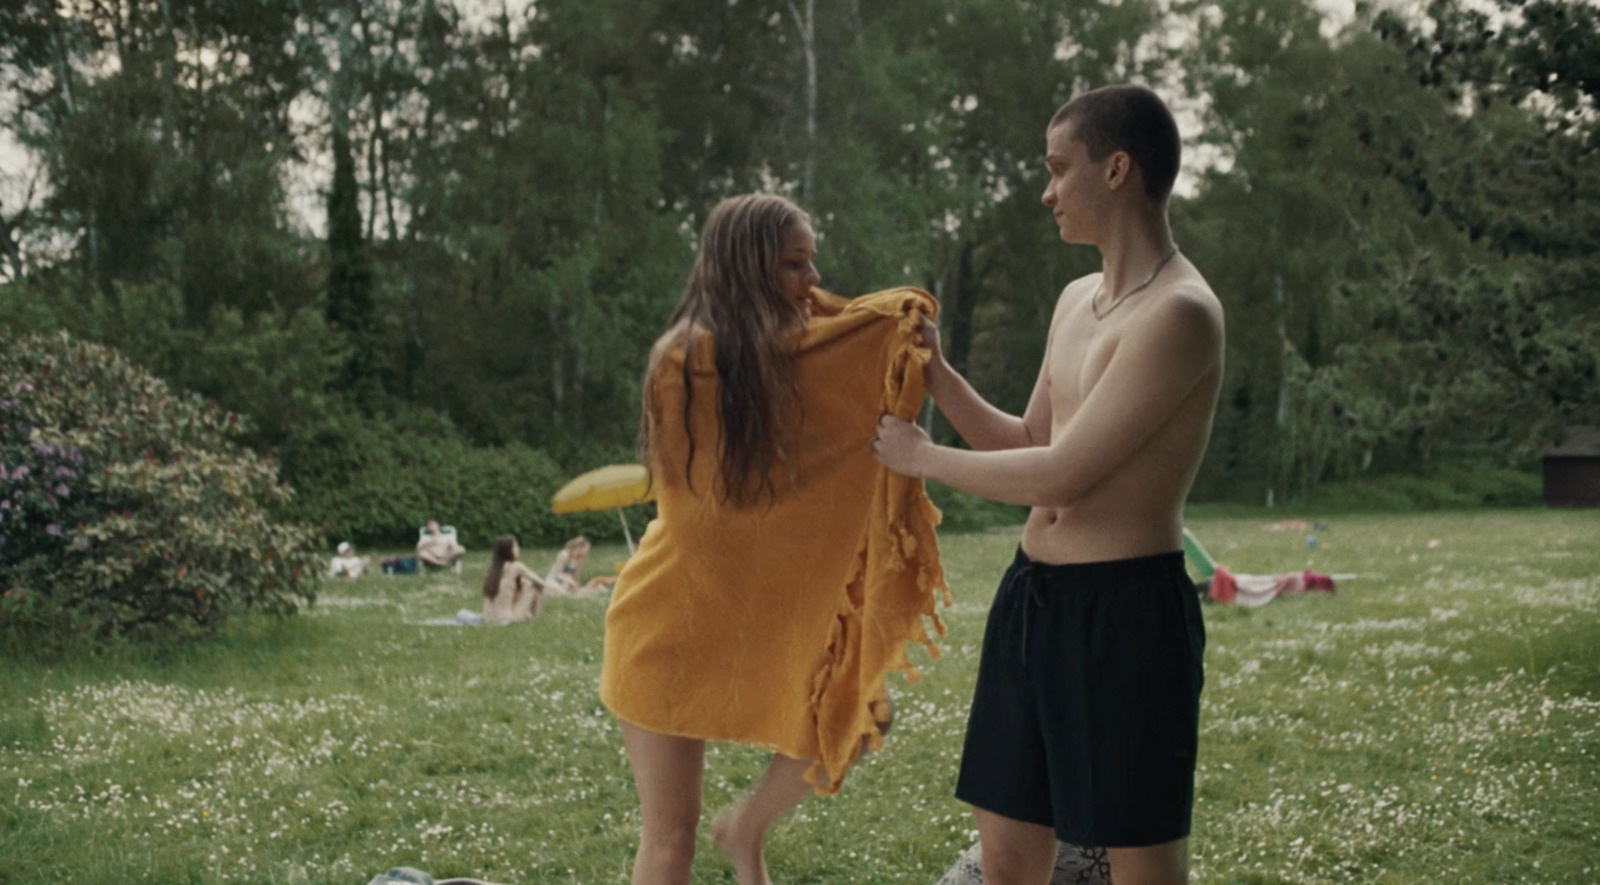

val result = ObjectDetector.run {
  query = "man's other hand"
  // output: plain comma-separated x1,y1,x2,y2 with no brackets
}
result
872,414,932,478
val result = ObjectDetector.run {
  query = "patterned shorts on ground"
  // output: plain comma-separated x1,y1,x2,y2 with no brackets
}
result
935,840,1110,885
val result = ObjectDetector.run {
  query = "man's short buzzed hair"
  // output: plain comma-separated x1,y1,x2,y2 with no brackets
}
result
1049,85,1181,203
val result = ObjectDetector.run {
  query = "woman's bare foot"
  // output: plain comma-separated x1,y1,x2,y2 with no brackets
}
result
712,805,773,885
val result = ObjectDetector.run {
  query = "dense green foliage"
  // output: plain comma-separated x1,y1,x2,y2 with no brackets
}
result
1303,465,1541,511
1,0,1594,514
0,332,320,640
926,483,1029,534
1180,0,1600,501
277,410,625,549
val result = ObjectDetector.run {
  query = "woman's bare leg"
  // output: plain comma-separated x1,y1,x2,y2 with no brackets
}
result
711,753,815,885
620,721,705,885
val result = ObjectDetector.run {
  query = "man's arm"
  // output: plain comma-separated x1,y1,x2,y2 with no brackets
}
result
876,293,1221,507
921,314,1053,452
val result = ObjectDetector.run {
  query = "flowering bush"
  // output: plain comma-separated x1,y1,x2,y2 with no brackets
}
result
0,414,98,631
0,422,92,564
0,332,322,640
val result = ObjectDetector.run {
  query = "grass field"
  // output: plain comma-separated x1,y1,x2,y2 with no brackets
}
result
2,509,1597,884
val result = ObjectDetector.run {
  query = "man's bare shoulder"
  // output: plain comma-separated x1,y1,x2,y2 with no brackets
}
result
1160,281,1222,322
1133,281,1225,366
1049,274,1102,322
1058,273,1102,303
1173,273,1221,307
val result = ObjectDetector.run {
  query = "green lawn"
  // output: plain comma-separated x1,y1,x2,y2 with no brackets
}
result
2,510,1597,884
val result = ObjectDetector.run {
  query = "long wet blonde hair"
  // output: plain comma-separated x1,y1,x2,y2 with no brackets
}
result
642,194,811,508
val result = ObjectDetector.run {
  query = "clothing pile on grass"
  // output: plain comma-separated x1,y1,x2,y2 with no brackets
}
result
1182,527,1340,607
936,841,1110,885
366,867,504,885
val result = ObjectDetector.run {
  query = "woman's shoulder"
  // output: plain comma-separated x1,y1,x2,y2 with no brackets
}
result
647,324,713,392
650,323,707,361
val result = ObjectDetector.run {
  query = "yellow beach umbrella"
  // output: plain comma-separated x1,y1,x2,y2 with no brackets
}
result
551,464,654,552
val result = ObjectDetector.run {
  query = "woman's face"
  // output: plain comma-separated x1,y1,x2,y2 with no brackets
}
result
776,222,820,317
510,540,520,561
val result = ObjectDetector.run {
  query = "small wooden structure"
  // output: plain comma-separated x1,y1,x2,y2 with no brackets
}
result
1541,427,1600,508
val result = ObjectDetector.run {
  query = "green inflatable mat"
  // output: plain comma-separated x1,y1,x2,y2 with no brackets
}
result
1181,527,1217,581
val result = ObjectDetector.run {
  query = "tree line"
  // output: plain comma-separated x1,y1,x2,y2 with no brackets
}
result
1,0,1595,521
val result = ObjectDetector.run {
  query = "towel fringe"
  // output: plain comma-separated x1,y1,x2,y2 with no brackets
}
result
802,291,949,795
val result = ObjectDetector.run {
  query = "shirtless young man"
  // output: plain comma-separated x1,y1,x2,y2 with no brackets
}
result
873,85,1223,885
416,518,466,569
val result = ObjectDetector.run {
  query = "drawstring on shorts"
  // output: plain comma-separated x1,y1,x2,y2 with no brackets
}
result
1013,560,1049,683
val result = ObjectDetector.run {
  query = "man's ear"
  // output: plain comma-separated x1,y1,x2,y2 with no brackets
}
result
1105,151,1133,191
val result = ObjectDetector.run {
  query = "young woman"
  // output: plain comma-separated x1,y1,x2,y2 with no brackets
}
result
604,194,819,885
544,536,614,596
481,534,544,625
600,193,942,885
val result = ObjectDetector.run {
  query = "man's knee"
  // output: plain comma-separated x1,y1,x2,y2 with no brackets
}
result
979,851,1046,885
1106,839,1187,885
974,810,1057,885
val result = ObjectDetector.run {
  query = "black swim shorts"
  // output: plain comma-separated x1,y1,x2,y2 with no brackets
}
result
955,547,1205,848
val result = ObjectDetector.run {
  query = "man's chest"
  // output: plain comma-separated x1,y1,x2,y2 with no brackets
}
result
1047,312,1121,420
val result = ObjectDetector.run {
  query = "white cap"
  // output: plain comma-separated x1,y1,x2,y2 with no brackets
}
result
337,542,352,554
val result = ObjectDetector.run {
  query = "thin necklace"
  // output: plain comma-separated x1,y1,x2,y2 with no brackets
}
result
1092,244,1179,321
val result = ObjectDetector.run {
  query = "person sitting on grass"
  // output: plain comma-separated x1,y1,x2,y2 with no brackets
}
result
328,541,369,578
482,534,544,625
544,536,615,596
416,518,466,570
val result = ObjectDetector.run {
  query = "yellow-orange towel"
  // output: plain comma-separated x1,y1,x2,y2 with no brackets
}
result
600,288,949,794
